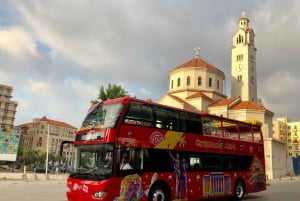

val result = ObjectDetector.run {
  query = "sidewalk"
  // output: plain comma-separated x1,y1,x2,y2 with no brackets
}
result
0,172,68,181
0,178,67,201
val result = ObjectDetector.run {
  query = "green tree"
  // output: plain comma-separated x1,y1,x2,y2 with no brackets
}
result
17,148,38,165
91,83,128,104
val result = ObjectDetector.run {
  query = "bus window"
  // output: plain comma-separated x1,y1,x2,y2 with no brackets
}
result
155,107,169,129
239,124,253,142
154,107,180,131
224,155,253,171
117,147,151,172
204,154,223,171
240,156,253,170
224,156,240,171
143,148,172,172
82,103,124,129
118,147,134,171
253,127,262,143
222,120,238,139
104,152,113,168
185,112,202,134
70,144,114,180
203,117,222,137
167,110,179,131
124,101,153,127
189,154,203,170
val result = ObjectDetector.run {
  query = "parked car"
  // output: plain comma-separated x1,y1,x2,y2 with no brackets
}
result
34,167,49,173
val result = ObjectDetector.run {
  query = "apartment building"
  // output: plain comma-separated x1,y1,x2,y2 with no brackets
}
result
0,84,18,129
273,117,300,158
287,122,300,157
273,117,289,145
16,116,77,163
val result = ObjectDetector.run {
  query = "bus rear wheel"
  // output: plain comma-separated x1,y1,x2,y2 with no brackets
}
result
148,185,169,201
233,180,245,201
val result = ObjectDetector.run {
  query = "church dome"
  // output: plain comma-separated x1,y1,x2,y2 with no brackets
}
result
168,55,225,96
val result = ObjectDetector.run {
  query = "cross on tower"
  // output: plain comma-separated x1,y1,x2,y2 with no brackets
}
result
242,11,246,17
194,44,200,58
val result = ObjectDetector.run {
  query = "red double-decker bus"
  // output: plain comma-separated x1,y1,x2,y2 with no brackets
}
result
66,97,266,201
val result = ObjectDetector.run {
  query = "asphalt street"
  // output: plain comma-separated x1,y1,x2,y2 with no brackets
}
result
0,179,67,201
0,177,300,201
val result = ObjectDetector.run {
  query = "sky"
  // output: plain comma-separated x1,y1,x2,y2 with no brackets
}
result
1,0,300,128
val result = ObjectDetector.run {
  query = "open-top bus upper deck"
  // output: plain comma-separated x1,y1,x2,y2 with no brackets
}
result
74,97,264,157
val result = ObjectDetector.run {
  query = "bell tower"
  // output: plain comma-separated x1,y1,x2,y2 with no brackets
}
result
231,12,257,103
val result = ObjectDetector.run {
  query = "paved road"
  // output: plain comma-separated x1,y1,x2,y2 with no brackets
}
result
245,178,300,201
0,178,300,201
0,179,67,201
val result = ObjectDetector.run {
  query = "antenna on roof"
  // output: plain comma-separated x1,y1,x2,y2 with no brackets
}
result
194,44,200,58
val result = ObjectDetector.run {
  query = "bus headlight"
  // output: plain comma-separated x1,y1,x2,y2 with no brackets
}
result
93,191,107,199
66,185,71,192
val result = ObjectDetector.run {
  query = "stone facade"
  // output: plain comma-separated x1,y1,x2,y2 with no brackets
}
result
15,116,77,163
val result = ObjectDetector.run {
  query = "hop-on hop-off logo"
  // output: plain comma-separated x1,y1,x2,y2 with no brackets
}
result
150,131,164,145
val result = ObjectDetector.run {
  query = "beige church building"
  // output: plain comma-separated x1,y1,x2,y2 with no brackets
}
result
158,14,289,179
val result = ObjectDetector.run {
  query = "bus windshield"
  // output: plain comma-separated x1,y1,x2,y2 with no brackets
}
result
82,103,124,129
69,144,113,181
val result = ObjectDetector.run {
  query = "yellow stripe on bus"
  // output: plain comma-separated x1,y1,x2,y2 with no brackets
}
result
155,131,184,149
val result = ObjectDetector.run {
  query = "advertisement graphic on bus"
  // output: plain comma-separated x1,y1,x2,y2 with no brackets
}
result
65,97,266,201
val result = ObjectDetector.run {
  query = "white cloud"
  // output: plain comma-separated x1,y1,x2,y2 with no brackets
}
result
15,1,119,71
0,26,38,60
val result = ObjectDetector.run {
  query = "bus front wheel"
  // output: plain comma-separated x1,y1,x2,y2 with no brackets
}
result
233,180,245,201
148,185,169,201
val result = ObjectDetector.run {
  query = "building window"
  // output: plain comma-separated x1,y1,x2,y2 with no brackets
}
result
37,137,42,147
198,76,202,86
236,54,243,62
217,80,220,89
238,75,242,81
177,78,181,87
171,80,173,89
187,76,191,86
236,34,244,44
208,78,212,87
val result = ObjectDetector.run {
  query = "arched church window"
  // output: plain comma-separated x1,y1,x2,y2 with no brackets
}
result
238,75,242,81
187,76,191,86
208,78,212,87
198,76,202,86
177,78,181,87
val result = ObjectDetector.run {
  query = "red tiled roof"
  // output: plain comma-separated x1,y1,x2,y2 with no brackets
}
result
231,101,265,110
172,57,223,73
40,116,77,129
209,98,273,115
186,92,212,101
209,97,239,107
14,122,31,128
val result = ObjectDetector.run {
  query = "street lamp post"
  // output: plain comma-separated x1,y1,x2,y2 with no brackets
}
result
45,123,50,179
